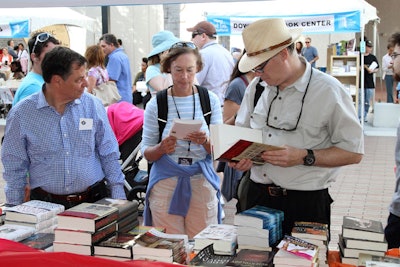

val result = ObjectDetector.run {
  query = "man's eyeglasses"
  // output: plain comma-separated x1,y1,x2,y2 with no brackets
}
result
251,59,270,73
32,32,51,54
191,31,202,39
305,41,310,43
170,42,197,50
266,69,313,131
391,52,400,60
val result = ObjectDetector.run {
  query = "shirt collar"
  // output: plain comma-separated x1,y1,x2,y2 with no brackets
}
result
284,57,312,93
37,84,82,109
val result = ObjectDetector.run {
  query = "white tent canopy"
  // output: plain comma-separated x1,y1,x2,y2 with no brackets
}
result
0,7,95,35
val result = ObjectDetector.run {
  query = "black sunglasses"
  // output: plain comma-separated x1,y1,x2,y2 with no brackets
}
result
191,31,203,39
170,42,197,50
266,69,313,131
32,32,52,54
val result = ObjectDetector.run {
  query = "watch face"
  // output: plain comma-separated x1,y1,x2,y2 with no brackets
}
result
305,156,315,165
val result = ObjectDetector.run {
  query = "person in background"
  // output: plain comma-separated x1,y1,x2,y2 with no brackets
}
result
359,40,379,122
17,43,29,75
7,40,18,61
1,47,13,69
384,31,400,249
141,42,222,238
10,61,24,80
187,21,234,106
132,57,148,106
231,18,364,236
99,33,132,103
302,37,319,68
382,43,395,103
145,30,180,99
84,45,109,95
2,46,126,208
296,41,303,56
12,32,59,105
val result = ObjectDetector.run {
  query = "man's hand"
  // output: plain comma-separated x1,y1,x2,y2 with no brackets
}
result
261,145,305,167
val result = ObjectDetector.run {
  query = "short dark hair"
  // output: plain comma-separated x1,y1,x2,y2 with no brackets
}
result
99,33,118,47
117,39,122,46
28,32,60,62
390,32,400,48
7,40,13,46
160,47,203,73
142,57,148,64
42,46,87,83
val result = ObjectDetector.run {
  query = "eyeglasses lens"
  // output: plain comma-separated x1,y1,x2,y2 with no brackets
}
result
32,33,51,54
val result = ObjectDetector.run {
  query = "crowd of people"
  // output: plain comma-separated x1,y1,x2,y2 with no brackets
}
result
2,17,400,248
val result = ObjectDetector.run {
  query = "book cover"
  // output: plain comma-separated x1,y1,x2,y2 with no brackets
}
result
226,248,275,267
53,242,93,255
20,232,55,250
169,118,203,140
57,202,119,232
276,235,318,261
365,261,400,267
94,198,138,220
358,253,400,267
273,248,317,266
0,224,35,242
291,221,329,241
193,224,238,255
5,217,57,232
338,234,385,258
342,216,385,242
5,200,64,223
237,226,269,238
127,225,166,236
54,221,117,246
343,236,388,252
189,243,234,266
93,232,136,258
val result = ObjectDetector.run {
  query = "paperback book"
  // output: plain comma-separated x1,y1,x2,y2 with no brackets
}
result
342,235,388,252
57,202,119,232
358,253,400,267
226,248,275,267
5,217,57,233
342,216,385,242
93,232,136,258
338,234,385,258
193,224,238,255
291,221,329,241
276,235,319,262
127,225,166,236
20,232,55,251
169,118,203,140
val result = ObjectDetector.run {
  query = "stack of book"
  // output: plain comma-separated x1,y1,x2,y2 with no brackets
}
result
53,202,119,256
273,235,319,267
4,200,65,233
94,198,139,233
20,232,55,251
291,221,329,265
339,216,387,265
233,205,283,248
0,223,36,242
358,253,400,267
193,224,238,255
131,228,188,264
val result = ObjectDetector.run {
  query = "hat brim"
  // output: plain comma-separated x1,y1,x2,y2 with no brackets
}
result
239,29,302,73
147,37,180,58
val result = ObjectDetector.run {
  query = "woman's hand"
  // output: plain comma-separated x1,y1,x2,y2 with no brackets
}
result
159,135,177,154
186,131,208,145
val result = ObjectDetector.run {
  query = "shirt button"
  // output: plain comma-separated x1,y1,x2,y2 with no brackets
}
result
263,173,267,177
274,116,277,120
268,134,272,137
66,151,69,155
278,96,282,100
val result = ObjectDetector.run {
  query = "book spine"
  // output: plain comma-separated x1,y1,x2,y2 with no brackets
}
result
95,211,119,231
92,222,117,244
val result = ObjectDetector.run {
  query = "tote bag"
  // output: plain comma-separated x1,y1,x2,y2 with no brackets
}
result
93,80,121,106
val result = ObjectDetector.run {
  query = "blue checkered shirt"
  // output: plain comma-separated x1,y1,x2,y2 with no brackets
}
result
2,90,126,205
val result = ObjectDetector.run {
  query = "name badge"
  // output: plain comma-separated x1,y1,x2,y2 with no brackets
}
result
178,157,193,165
79,118,93,130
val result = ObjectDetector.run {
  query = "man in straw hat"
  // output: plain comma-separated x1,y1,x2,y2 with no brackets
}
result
230,18,364,236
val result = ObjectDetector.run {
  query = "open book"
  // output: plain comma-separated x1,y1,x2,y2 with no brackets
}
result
169,118,203,140
209,124,284,165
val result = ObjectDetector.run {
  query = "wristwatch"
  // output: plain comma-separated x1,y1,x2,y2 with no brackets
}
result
303,149,315,166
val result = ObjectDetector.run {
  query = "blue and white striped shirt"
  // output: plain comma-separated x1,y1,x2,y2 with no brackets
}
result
2,90,126,205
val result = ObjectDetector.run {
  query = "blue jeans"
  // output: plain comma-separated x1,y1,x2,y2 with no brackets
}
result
358,88,374,120
385,75,394,103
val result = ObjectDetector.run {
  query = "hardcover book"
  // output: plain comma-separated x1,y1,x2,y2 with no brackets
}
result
226,248,275,267
5,217,57,233
57,202,119,232
209,124,283,165
276,235,319,262
53,242,93,255
54,221,117,246
94,198,139,221
342,216,385,242
273,249,318,266
193,224,238,255
169,118,203,140
338,234,385,258
291,221,329,241
0,224,35,242
20,232,55,250
93,232,136,258
5,200,65,223
127,225,167,236
342,235,388,252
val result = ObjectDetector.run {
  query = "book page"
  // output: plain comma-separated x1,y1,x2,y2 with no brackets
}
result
169,118,203,140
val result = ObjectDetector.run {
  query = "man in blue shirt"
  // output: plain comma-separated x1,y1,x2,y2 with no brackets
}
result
302,37,319,68
99,33,132,103
2,46,126,208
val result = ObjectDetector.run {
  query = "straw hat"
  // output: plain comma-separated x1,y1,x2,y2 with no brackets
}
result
239,18,302,73
147,30,180,58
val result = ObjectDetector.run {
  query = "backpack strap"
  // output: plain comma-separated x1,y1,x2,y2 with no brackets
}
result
156,88,168,143
196,85,211,127
254,80,265,108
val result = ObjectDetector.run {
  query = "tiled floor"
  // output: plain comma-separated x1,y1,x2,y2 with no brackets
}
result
0,123,398,251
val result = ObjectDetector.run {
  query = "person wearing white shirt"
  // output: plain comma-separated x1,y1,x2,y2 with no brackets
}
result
382,43,396,103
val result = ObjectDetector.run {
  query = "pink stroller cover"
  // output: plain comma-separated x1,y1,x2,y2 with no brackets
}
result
107,102,144,145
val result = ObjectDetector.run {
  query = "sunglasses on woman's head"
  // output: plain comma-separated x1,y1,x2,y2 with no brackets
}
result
170,42,197,50
32,32,52,54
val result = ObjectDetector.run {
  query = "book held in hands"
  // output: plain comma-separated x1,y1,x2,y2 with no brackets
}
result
209,124,284,165
169,118,203,140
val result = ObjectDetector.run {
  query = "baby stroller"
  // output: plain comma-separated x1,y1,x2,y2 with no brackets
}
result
107,101,148,214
